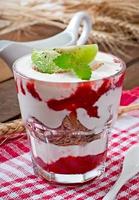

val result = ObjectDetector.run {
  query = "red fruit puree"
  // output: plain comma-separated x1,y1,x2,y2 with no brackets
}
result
48,80,111,118
34,151,106,174
26,81,42,101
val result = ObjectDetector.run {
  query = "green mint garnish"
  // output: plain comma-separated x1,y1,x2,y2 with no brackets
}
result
31,44,98,80
54,44,98,80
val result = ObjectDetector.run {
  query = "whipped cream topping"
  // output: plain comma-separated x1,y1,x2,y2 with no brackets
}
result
14,52,123,82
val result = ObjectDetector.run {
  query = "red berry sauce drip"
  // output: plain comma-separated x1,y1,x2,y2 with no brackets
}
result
115,73,125,87
20,80,26,95
48,80,111,118
34,151,106,174
26,81,42,101
15,79,18,93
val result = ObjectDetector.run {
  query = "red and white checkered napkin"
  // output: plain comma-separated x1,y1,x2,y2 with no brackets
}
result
1,88,139,200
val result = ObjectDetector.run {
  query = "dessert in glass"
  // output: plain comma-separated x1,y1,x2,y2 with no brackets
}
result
13,45,125,184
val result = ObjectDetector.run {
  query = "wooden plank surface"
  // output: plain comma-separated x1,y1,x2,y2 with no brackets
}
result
124,61,139,90
0,79,20,122
0,59,13,82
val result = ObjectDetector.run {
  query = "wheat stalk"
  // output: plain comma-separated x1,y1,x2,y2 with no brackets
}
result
94,16,139,38
63,0,139,21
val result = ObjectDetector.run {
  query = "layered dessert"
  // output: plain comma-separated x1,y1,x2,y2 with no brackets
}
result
13,45,125,183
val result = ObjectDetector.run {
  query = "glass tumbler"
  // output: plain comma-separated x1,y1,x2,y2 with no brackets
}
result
13,52,125,184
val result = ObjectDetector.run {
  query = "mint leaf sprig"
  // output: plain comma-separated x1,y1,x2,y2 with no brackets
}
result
31,44,98,80
54,44,98,80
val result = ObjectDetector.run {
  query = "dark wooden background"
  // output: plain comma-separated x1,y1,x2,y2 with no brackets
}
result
0,27,139,123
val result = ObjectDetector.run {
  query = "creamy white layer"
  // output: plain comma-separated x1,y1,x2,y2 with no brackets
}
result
14,52,122,82
30,132,107,164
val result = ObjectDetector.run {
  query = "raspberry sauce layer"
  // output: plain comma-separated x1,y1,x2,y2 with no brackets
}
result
47,80,110,118
34,151,106,174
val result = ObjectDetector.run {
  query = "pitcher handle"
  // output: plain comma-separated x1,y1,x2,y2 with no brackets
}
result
66,11,92,45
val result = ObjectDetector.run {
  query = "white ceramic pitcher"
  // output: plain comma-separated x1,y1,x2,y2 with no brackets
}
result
0,12,91,67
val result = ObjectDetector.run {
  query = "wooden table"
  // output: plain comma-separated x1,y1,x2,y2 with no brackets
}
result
0,47,139,123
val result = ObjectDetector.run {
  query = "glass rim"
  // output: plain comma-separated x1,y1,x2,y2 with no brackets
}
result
13,51,126,84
